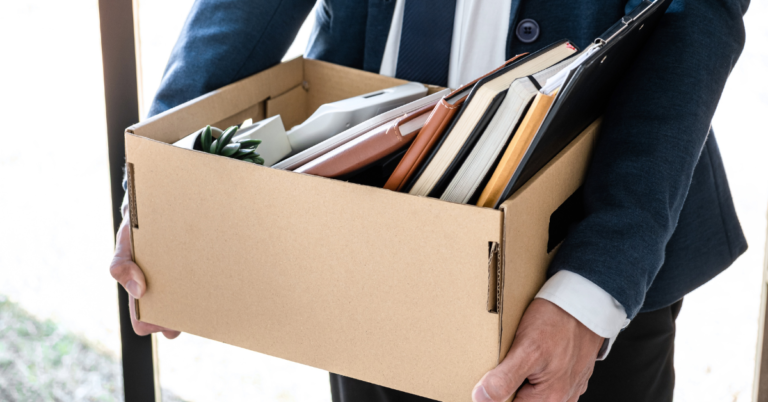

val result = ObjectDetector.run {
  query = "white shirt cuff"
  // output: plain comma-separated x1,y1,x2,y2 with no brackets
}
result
535,270,629,360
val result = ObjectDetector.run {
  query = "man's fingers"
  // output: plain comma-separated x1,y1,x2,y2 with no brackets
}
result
514,383,571,402
114,215,134,260
112,214,180,339
473,342,539,402
129,294,179,337
132,319,179,338
110,216,146,299
132,318,167,336
473,370,523,402
110,258,146,299
566,387,584,402
162,330,181,339
472,299,601,402
577,374,589,397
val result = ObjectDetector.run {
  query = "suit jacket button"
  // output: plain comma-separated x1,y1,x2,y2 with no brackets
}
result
516,18,540,43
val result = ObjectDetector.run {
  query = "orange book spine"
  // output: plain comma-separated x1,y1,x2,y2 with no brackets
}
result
476,91,557,208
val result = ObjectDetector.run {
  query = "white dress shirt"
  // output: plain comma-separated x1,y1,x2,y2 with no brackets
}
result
379,0,628,359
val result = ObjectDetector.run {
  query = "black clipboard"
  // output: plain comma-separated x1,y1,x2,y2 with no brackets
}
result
494,0,672,208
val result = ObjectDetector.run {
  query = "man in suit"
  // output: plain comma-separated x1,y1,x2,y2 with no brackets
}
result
109,0,749,401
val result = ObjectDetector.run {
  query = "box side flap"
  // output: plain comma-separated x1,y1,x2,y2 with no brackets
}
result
125,133,503,402
486,240,502,313
129,57,305,143
497,119,601,362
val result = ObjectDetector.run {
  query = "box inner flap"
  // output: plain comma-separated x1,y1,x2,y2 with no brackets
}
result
128,57,429,145
266,84,307,130
303,58,411,117
129,57,304,144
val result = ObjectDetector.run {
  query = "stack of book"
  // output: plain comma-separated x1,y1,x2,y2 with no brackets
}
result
178,0,667,210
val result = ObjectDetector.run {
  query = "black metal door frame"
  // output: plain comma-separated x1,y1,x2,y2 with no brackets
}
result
98,0,158,400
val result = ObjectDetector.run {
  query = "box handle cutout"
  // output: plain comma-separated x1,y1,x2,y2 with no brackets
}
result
487,241,501,313
548,186,585,253
127,162,139,229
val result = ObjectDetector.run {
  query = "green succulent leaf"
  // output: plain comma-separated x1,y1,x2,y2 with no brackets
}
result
220,143,241,157
201,126,213,152
234,149,256,158
214,126,238,154
200,124,265,163
237,139,262,149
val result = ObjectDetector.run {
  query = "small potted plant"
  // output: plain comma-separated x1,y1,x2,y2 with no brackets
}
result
182,125,265,165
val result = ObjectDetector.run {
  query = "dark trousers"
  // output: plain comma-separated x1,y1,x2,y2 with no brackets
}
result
330,299,683,402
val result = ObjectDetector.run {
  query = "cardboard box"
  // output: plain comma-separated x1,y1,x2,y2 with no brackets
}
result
125,57,599,402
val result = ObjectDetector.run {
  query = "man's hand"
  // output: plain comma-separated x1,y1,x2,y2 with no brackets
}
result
472,299,603,402
110,214,180,339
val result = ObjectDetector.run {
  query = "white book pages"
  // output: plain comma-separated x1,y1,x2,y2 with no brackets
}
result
439,56,577,204
399,112,431,136
440,79,538,203
540,43,601,96
408,43,578,197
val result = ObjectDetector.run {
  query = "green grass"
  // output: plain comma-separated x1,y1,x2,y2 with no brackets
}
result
0,295,185,402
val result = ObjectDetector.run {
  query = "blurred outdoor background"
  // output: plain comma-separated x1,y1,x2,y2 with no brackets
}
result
0,0,766,401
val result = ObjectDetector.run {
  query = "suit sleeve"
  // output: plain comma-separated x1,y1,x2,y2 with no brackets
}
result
120,0,314,195
548,0,749,318
147,0,316,117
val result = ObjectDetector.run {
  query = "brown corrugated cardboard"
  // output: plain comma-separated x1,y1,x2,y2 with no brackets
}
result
498,121,599,361
125,57,600,402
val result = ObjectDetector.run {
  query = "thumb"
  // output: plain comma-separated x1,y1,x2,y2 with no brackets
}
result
472,343,538,402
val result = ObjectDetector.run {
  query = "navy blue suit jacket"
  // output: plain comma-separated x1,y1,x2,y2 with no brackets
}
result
148,0,748,318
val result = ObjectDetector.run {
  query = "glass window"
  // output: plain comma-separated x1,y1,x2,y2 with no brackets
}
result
0,0,124,399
